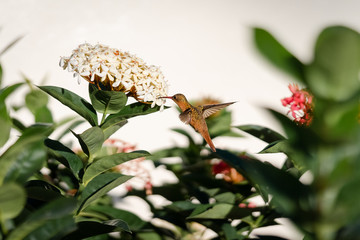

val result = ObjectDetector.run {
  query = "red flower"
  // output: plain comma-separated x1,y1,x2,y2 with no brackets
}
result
212,160,231,175
281,83,313,126
212,160,245,184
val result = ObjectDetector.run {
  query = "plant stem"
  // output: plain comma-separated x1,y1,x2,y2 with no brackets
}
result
100,113,107,126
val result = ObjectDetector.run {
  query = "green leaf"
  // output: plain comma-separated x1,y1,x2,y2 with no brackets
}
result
0,124,50,185
136,232,162,240
0,103,11,147
4,140,46,184
259,140,290,154
254,27,305,82
25,180,63,202
83,151,150,184
78,173,132,213
38,85,98,126
0,35,22,56
65,219,131,239
0,83,23,102
25,215,75,240
188,203,256,220
215,149,311,217
0,64,2,87
57,119,84,141
104,102,165,123
306,26,360,100
166,201,198,212
0,183,25,221
0,83,24,146
72,126,104,160
44,138,84,179
100,117,127,139
222,223,242,240
89,84,127,114
171,128,196,145
34,105,53,123
235,125,285,143
214,192,236,204
25,89,49,115
334,176,360,224
6,198,77,240
207,110,241,138
88,205,147,231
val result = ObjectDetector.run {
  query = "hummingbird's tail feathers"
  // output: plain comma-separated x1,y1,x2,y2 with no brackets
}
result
198,126,217,152
208,141,216,152
202,102,236,119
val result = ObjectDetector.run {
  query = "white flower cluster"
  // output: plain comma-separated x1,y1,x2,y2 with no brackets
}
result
59,43,168,110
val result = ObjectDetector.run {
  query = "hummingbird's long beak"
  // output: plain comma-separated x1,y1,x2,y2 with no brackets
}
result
159,96,173,99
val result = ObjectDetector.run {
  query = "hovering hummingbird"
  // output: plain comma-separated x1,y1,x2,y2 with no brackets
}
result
161,94,235,152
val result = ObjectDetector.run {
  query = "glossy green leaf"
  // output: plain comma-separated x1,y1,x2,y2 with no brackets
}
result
89,84,127,114
44,138,84,179
235,124,285,143
254,27,305,82
0,183,25,220
104,102,165,123
88,205,147,231
259,140,290,154
39,85,98,126
0,83,23,102
25,215,75,240
25,180,63,202
83,151,150,184
0,125,50,185
306,26,360,100
78,173,132,213
100,117,127,139
4,140,46,184
72,126,104,160
215,149,311,217
65,219,131,239
7,198,77,240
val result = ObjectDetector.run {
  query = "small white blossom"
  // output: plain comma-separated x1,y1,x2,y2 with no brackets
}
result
60,43,168,109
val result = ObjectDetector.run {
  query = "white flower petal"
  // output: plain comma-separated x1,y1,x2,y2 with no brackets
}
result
60,43,169,102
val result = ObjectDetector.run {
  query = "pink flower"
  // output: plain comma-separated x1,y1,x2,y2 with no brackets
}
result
239,203,247,208
238,202,256,208
281,84,313,126
106,139,153,195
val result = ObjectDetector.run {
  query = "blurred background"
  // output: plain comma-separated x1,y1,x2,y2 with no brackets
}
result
1,0,360,153
1,1,360,238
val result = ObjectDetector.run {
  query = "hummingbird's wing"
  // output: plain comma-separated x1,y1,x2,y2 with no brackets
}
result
179,108,192,124
202,102,235,119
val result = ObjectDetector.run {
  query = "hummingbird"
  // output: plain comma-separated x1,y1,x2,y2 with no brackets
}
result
161,94,235,152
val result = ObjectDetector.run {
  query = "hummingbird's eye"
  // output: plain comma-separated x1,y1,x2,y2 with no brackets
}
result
173,95,177,100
